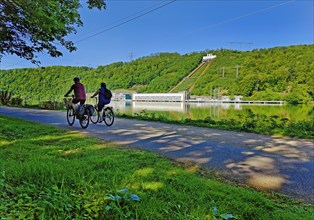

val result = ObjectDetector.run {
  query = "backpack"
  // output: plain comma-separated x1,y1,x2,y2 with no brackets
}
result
77,105,85,117
85,104,95,116
104,89,112,100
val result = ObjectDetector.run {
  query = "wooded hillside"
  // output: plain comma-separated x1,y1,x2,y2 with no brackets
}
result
0,44,313,103
191,44,313,103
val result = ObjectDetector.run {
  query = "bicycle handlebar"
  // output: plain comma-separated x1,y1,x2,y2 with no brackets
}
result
64,94,75,98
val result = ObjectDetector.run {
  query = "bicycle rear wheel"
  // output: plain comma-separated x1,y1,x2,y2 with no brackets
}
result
66,107,75,126
90,105,99,124
79,107,90,129
103,107,114,126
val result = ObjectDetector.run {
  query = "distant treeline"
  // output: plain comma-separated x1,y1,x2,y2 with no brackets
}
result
0,44,313,104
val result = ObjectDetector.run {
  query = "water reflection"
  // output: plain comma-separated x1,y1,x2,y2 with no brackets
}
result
110,101,245,113
109,101,313,122
133,101,188,112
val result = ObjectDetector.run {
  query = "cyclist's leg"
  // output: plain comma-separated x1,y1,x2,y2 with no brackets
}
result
72,98,79,112
97,103,105,122
80,100,86,105
77,99,87,120
79,100,86,110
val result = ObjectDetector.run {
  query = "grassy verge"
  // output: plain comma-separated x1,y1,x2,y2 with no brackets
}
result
2,102,314,139
116,110,314,139
0,115,313,219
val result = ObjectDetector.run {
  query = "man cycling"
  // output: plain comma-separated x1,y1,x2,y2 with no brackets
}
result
64,77,86,112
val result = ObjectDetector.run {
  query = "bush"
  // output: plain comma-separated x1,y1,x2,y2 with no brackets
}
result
284,120,314,138
41,101,64,110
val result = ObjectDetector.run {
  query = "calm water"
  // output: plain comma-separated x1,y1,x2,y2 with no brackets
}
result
108,101,314,122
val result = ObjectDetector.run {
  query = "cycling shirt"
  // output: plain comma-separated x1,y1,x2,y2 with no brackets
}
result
99,87,110,104
71,82,86,100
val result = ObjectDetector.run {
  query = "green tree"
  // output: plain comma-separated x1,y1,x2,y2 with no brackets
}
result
0,0,106,64
285,84,312,104
0,44,313,103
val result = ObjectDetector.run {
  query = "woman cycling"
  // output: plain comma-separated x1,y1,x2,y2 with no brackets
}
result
91,82,111,115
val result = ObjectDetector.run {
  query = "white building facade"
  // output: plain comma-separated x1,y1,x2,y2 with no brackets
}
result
132,92,187,102
202,54,217,62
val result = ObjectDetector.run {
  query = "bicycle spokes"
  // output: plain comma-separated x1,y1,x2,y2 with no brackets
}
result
103,107,114,126
66,108,75,126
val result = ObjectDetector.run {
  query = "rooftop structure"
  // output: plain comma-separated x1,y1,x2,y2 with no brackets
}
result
202,54,216,62
133,92,187,102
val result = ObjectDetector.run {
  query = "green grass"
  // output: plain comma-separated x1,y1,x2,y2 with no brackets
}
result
117,110,314,139
0,115,313,219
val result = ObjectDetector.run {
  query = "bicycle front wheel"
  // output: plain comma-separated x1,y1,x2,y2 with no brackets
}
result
103,107,114,126
79,108,90,129
66,108,75,126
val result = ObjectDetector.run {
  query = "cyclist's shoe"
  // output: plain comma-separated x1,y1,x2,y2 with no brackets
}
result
98,118,103,123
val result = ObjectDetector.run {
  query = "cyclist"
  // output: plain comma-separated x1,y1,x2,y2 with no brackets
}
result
64,77,86,113
91,82,111,121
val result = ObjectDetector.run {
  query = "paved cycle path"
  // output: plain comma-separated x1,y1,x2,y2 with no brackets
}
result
1,106,313,203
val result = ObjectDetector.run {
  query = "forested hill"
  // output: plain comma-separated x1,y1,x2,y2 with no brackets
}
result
0,44,313,103
191,44,314,103
0,52,202,102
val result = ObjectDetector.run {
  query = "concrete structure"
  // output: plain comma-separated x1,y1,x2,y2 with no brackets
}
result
133,92,188,102
112,92,131,101
234,96,243,102
202,54,217,62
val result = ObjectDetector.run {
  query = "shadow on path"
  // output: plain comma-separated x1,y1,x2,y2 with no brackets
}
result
1,106,313,203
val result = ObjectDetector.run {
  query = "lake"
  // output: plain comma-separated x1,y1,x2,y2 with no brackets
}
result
107,101,314,122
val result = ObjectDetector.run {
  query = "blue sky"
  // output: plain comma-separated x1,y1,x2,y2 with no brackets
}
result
1,0,313,70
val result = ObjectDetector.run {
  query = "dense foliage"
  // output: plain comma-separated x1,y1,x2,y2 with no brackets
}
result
0,0,106,64
0,52,203,102
191,44,314,103
0,44,313,103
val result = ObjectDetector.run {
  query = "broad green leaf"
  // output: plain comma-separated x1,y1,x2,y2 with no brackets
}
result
220,213,236,219
130,194,141,201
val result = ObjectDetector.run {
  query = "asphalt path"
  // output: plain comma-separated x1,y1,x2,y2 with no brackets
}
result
1,106,313,203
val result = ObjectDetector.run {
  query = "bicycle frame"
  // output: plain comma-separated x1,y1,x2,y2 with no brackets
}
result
65,95,90,129
90,97,114,126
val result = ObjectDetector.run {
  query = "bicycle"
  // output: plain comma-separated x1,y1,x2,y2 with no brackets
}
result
90,97,114,126
64,95,90,129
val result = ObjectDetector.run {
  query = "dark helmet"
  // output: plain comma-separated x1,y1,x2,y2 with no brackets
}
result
73,77,80,82
101,82,106,88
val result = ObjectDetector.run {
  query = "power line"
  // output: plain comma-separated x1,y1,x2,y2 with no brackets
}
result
227,42,254,50
2,1,176,69
218,65,242,78
182,0,295,36
129,51,134,61
2,0,296,69
72,0,169,41
75,0,176,44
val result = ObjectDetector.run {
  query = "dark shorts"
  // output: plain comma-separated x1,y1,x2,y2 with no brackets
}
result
97,103,105,112
97,101,110,112
72,98,85,105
